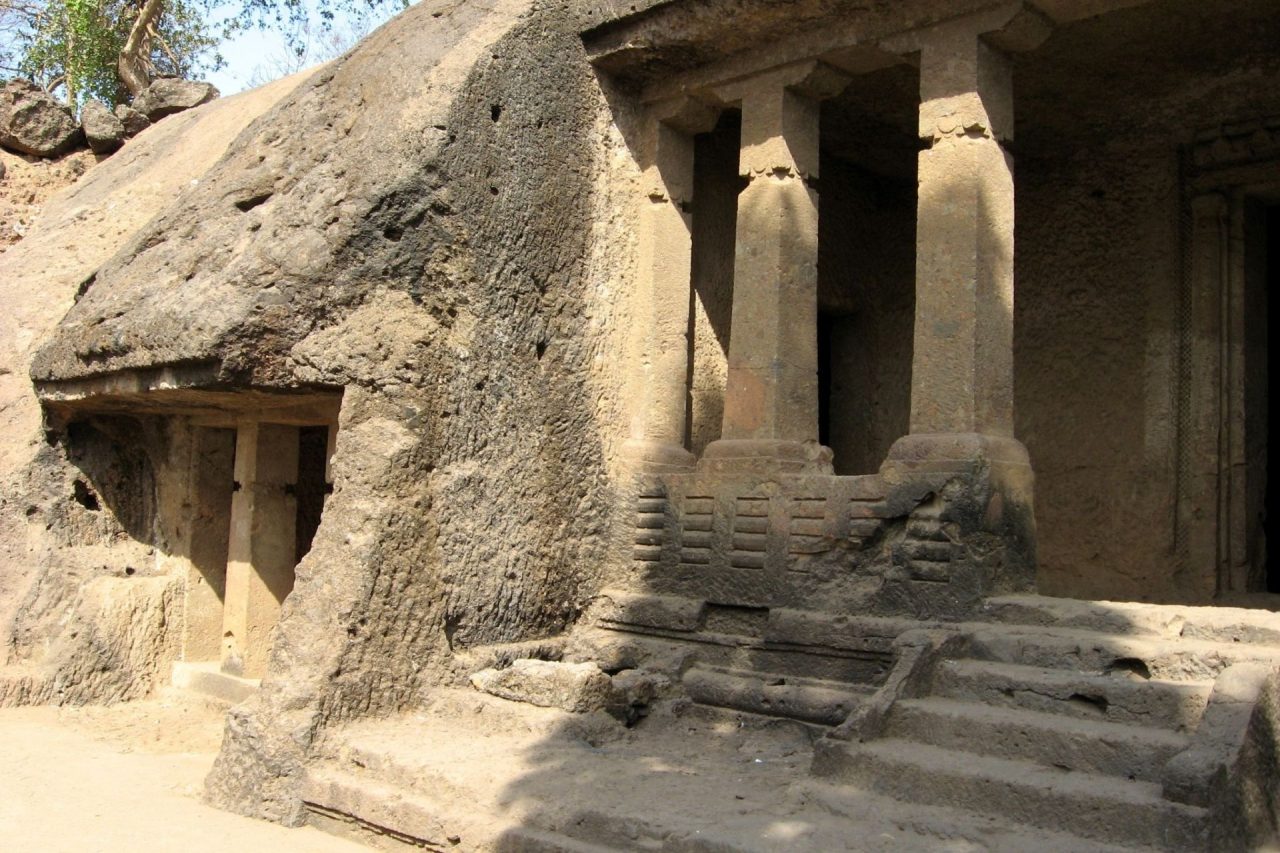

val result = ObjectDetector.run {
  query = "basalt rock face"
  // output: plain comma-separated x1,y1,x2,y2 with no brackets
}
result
31,0,630,822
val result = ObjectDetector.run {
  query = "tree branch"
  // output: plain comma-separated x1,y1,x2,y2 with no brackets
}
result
118,0,164,96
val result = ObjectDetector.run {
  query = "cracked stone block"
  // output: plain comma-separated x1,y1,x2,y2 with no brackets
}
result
470,659,622,713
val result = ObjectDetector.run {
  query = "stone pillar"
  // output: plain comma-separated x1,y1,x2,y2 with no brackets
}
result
882,29,1035,583
910,32,1016,438
624,101,716,472
221,421,298,678
183,426,236,662
702,66,837,474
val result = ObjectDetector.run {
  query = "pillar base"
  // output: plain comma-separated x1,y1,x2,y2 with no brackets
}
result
621,438,696,473
881,432,1037,594
698,439,834,476
881,432,1032,504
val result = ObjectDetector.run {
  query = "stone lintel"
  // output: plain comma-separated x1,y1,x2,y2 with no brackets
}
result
880,2,1052,60
37,373,342,429
649,95,722,137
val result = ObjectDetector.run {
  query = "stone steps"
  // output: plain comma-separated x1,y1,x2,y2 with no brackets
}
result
302,765,482,850
815,738,1208,850
800,780,1154,853
886,696,1191,782
806,608,1250,849
962,622,1280,681
933,658,1212,731
982,594,1280,646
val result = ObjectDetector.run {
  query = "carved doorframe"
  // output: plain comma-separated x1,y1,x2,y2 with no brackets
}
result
1177,120,1279,595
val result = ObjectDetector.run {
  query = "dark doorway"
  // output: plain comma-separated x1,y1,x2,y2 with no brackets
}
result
295,425,331,564
817,64,919,475
686,109,742,457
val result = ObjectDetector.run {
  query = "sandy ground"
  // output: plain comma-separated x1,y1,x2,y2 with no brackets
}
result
0,694,368,853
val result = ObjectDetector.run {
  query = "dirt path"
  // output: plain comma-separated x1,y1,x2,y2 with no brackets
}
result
0,695,367,852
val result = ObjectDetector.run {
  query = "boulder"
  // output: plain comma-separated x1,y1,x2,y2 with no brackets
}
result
0,80,82,157
81,100,125,154
131,78,219,121
113,103,151,137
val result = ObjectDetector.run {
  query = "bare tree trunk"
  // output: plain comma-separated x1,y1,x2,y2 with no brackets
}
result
117,0,163,97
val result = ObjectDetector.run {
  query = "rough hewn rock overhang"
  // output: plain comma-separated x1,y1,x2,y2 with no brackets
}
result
581,0,1153,91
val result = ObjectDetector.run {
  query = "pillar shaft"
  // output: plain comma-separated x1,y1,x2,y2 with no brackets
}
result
221,421,298,678
909,33,1015,438
703,78,827,473
724,85,820,443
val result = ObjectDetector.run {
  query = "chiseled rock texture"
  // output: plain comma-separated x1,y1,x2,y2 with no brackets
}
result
26,0,635,823
0,73,312,704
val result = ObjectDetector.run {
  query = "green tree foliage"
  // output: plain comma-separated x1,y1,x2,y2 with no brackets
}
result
0,0,405,109
16,0,221,106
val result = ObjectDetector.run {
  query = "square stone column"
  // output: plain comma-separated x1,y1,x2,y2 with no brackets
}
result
883,29,1035,580
624,100,717,472
221,421,298,678
702,65,841,475
909,32,1016,439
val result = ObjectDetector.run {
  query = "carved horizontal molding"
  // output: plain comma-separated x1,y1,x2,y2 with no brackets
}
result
1190,116,1280,171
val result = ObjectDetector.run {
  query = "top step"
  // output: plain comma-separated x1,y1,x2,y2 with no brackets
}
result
982,595,1280,647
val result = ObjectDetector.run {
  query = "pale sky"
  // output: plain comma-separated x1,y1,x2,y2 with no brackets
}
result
206,2,412,95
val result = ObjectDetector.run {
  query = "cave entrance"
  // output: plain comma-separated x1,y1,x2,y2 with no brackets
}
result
34,382,342,686
214,420,335,678
1178,176,1276,600
180,419,336,679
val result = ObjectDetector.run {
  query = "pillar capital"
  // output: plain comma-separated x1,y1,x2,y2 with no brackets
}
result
917,31,1013,144
879,2,1053,145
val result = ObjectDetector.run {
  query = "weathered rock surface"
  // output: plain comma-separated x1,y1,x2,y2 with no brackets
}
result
113,104,151,137
131,78,219,121
0,80,82,157
81,100,125,154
